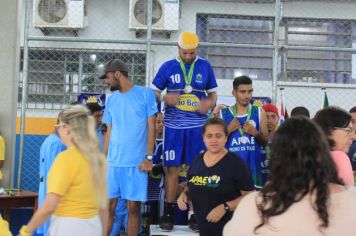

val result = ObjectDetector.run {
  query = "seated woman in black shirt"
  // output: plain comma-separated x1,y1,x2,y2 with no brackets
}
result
177,117,255,236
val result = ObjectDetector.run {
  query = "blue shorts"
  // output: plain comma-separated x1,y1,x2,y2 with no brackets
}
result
107,166,148,201
163,126,205,167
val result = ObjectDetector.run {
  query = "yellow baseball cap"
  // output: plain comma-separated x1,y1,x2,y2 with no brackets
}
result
178,32,199,50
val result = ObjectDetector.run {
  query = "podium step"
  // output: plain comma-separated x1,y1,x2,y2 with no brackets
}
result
150,225,199,235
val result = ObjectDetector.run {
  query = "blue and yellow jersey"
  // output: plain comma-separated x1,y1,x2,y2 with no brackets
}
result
152,57,217,129
260,144,270,186
221,105,263,187
152,139,163,165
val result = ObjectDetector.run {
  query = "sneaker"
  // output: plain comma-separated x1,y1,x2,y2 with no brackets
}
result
159,214,174,231
119,225,126,236
140,217,150,236
188,214,199,232
140,225,150,236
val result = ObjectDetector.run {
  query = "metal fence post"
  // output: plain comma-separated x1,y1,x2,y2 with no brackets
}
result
145,0,153,87
18,0,30,189
272,0,282,104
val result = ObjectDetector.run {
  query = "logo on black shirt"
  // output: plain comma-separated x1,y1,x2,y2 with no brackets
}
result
189,174,221,188
207,175,220,188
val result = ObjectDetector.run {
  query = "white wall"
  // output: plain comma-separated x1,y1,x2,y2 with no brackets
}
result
26,1,356,52
24,0,356,116
0,0,21,187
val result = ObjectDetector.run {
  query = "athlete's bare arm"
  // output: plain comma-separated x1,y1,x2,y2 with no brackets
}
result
103,125,111,156
198,91,217,113
256,109,268,146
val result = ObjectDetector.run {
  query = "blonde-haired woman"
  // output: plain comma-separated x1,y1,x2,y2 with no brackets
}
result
19,105,108,236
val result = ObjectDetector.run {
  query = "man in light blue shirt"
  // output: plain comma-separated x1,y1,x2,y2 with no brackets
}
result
86,101,129,235
101,59,157,236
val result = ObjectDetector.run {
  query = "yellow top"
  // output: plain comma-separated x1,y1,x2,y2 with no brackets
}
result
0,214,11,236
0,136,5,180
47,147,99,218
178,31,199,50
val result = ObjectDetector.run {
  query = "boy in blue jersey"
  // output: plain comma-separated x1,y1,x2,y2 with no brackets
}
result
152,31,218,231
100,59,158,236
220,76,268,188
142,113,164,235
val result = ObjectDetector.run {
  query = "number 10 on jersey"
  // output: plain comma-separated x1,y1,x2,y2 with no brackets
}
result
170,74,181,84
165,150,176,161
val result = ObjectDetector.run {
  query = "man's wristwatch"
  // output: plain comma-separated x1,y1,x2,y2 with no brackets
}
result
223,202,230,212
145,155,153,161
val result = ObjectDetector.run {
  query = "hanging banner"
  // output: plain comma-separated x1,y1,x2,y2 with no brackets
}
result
217,96,271,107
250,97,272,107
77,93,106,107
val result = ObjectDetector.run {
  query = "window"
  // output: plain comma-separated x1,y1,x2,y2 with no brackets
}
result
281,18,354,84
197,14,356,84
19,49,146,109
197,14,274,81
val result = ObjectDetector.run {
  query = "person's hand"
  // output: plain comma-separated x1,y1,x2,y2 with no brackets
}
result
151,163,164,176
198,99,214,114
18,225,32,236
243,122,258,136
212,104,226,117
177,191,189,211
164,93,180,106
228,119,240,134
139,159,152,172
206,204,226,223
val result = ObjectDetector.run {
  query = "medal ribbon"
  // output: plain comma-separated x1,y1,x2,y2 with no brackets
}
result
179,57,196,87
231,104,252,136
265,145,271,159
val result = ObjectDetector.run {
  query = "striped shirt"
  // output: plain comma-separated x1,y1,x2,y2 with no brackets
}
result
152,56,217,129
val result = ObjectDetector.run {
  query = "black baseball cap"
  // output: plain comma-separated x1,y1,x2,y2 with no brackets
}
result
99,59,129,79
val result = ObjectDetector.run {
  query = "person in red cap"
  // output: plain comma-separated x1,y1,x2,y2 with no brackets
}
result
260,103,280,185
262,103,279,142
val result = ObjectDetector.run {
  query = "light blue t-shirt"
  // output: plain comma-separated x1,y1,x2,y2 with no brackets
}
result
103,85,158,167
37,133,66,235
